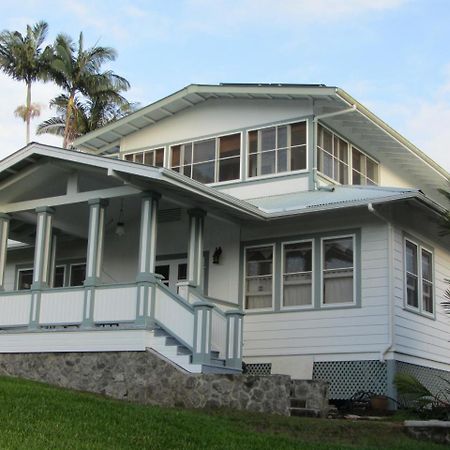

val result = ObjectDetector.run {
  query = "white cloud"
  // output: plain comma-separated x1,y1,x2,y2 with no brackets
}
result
0,74,61,160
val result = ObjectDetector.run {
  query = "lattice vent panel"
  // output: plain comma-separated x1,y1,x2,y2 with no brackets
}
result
245,363,272,376
396,361,450,398
313,360,387,400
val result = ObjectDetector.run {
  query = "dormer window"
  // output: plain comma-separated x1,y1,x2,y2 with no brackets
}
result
248,121,307,178
317,124,379,186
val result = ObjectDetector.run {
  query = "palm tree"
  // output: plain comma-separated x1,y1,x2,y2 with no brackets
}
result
0,21,51,144
49,32,130,148
37,93,134,146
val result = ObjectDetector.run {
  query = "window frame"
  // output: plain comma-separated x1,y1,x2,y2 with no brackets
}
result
280,239,314,311
69,262,87,287
320,234,357,308
246,119,308,180
169,131,243,185
122,146,166,167
16,267,34,290
243,243,276,312
403,236,435,318
316,122,379,186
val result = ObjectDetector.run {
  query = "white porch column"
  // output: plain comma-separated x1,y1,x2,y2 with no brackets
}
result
136,192,160,327
48,234,58,288
225,310,245,369
192,301,213,365
84,199,108,286
0,213,10,291
31,207,54,289
187,208,206,288
137,192,160,282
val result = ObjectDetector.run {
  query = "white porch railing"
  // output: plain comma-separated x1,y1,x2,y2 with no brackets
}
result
0,280,244,370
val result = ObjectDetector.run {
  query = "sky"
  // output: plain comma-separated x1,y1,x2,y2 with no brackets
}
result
0,0,450,171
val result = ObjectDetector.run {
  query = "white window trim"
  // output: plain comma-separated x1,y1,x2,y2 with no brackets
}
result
169,131,243,184
53,264,67,288
243,243,276,312
16,267,33,290
316,122,379,186
320,234,357,308
280,239,314,311
69,262,87,287
122,146,166,166
246,119,309,180
403,237,435,318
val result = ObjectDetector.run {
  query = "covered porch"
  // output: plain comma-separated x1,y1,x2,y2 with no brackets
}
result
0,144,254,373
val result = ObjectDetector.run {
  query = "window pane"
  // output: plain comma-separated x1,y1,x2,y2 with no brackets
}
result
171,146,181,167
218,156,240,182
284,242,312,273
182,165,192,178
406,273,418,307
421,250,432,281
260,150,275,175
155,264,170,286
405,241,418,274
70,264,86,287
339,161,348,184
352,170,362,185
192,162,214,183
320,149,333,178
177,263,187,281
324,269,354,304
277,126,288,148
143,151,154,166
183,143,193,165
193,139,215,163
246,247,273,276
248,153,258,178
352,148,363,172
324,237,353,270
219,134,240,158
154,148,164,167
291,122,306,146
291,146,306,171
337,138,348,163
124,153,133,162
248,130,258,154
422,281,433,313
284,273,312,306
319,125,333,153
261,127,276,151
277,148,288,173
54,266,65,288
245,246,273,310
366,158,378,183
134,153,143,164
18,269,33,290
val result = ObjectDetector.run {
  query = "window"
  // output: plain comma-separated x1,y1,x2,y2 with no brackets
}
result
245,246,274,310
317,124,379,186
282,241,313,307
248,121,307,178
123,148,164,167
69,263,86,287
352,148,378,185
405,238,434,315
54,265,66,288
17,268,33,290
170,133,241,183
322,236,354,305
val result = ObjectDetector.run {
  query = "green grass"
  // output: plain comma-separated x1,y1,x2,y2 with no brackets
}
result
0,376,445,450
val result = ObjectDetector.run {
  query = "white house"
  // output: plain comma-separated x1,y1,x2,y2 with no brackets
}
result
0,83,448,402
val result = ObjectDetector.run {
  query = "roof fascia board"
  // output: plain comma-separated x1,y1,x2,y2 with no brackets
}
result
335,88,450,181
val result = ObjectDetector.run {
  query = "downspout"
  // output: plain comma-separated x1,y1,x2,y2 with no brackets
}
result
312,105,357,190
367,203,394,362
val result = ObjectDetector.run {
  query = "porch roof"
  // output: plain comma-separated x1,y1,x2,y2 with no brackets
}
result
0,143,445,222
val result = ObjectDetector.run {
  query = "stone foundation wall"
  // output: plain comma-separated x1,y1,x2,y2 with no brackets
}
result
0,350,292,415
291,379,330,413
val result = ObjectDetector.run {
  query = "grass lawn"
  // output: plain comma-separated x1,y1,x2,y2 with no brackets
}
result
0,376,445,450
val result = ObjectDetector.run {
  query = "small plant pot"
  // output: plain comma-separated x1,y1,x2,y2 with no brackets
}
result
370,395,389,412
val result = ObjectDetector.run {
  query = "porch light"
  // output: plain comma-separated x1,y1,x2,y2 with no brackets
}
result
115,200,125,236
212,246,222,264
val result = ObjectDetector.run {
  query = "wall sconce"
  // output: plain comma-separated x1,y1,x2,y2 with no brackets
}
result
115,199,125,237
212,246,222,264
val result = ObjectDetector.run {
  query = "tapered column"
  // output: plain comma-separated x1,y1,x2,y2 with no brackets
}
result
187,209,206,288
30,207,54,328
136,192,160,327
225,310,245,370
84,199,108,286
0,214,10,291
137,192,160,282
31,207,54,289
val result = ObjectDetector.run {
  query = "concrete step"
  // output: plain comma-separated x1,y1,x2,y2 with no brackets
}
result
177,346,191,355
290,407,321,418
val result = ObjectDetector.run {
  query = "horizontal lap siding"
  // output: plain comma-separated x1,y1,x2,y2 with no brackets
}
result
243,223,390,358
393,228,450,366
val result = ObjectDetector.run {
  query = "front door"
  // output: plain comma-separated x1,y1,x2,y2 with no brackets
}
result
155,258,188,293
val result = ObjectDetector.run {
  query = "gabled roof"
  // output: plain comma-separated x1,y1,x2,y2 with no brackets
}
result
0,143,446,222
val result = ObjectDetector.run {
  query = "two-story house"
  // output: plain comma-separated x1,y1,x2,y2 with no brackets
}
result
0,83,448,403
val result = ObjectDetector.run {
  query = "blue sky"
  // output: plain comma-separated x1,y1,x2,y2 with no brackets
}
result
0,0,450,170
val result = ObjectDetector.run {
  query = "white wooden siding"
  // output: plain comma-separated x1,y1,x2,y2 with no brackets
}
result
392,227,450,369
243,222,390,359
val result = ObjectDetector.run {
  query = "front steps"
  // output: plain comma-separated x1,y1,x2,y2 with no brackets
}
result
148,327,234,374
289,398,322,418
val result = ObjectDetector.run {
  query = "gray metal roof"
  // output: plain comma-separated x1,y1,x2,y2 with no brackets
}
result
247,185,441,215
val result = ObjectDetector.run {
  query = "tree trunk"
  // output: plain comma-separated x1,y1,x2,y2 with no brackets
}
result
26,82,31,144
63,93,75,149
